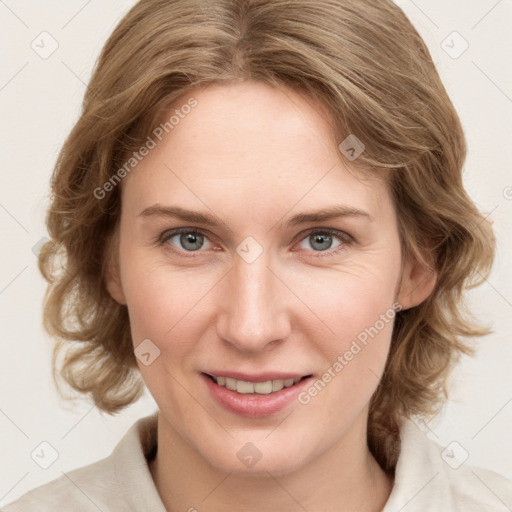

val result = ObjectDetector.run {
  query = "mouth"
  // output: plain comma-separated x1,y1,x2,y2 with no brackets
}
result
203,373,312,395
201,371,313,417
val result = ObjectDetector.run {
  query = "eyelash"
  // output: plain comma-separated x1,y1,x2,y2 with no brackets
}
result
156,227,352,258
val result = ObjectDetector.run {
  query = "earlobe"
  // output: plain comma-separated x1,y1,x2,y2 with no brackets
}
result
105,265,127,305
104,230,127,305
398,256,437,310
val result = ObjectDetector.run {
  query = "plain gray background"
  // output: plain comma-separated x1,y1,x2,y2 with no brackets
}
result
1,0,511,505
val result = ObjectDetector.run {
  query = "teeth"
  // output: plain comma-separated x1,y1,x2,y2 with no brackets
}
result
225,377,237,391
254,381,273,394
237,380,254,393
272,379,283,392
213,376,302,394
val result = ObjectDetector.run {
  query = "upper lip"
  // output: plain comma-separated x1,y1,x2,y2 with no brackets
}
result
203,371,312,382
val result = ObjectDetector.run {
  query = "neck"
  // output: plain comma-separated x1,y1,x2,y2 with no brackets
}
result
149,413,393,512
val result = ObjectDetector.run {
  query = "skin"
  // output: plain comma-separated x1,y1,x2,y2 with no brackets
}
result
106,80,436,512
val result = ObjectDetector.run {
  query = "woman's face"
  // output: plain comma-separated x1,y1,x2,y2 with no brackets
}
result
107,80,429,475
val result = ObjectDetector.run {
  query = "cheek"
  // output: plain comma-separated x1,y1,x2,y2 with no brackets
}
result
301,257,400,393
298,286,397,419
120,251,217,358
312,263,399,339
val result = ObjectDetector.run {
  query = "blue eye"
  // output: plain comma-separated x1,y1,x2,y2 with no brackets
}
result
159,228,213,252
298,230,344,252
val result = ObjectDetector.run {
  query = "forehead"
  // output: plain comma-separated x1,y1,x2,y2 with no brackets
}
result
121,81,390,224
149,81,340,171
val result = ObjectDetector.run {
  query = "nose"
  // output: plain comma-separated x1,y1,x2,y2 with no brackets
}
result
215,251,292,353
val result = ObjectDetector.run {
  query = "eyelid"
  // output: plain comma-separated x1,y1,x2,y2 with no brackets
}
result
158,227,211,243
291,227,352,246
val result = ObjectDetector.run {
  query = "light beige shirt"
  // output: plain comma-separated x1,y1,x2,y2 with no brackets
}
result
3,412,512,511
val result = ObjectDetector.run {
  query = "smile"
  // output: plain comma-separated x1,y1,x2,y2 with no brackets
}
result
209,375,303,394
202,372,313,417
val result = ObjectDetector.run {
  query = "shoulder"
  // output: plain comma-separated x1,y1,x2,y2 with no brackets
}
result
444,461,512,511
2,412,164,512
383,417,512,512
2,455,119,512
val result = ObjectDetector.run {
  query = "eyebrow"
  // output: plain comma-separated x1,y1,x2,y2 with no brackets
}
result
138,204,373,230
286,205,372,225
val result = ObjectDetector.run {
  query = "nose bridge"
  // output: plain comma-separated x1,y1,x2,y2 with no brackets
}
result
216,251,290,352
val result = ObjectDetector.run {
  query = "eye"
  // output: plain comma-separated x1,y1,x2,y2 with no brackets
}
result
158,228,214,253
157,227,351,257
295,229,350,255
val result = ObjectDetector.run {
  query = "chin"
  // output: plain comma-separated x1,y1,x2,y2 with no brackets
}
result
201,437,312,477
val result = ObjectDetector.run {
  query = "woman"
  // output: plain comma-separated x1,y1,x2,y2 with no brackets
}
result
4,0,512,510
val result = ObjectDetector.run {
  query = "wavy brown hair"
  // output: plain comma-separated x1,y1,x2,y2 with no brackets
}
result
38,0,495,472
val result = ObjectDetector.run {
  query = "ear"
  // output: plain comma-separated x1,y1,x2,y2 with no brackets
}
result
104,229,127,305
397,253,437,310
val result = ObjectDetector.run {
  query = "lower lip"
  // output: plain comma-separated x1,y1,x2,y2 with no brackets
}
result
202,374,312,418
